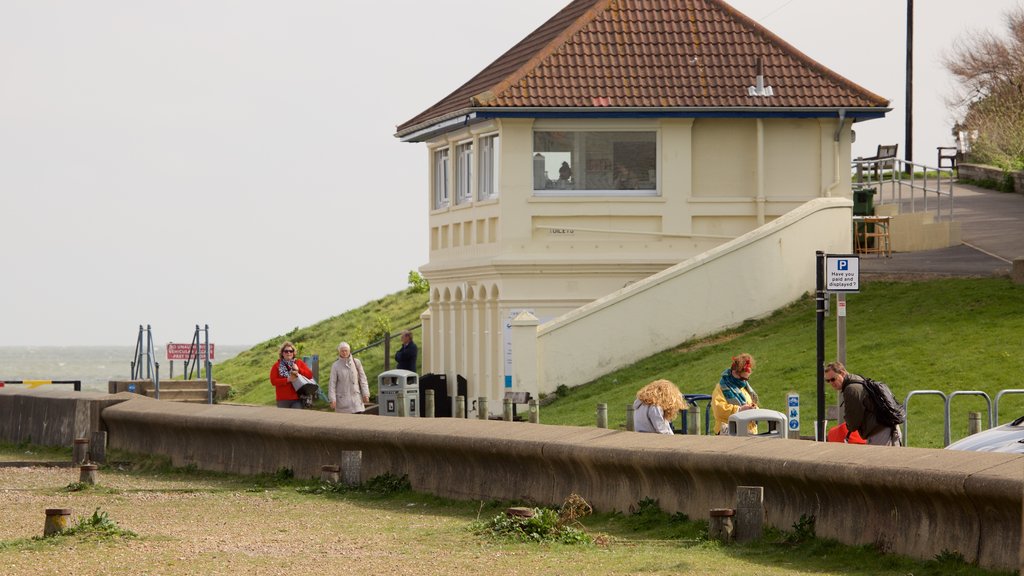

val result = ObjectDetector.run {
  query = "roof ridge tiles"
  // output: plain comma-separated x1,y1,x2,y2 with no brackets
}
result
396,0,890,138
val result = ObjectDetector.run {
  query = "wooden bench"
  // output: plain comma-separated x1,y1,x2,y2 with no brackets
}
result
503,391,532,420
855,144,898,181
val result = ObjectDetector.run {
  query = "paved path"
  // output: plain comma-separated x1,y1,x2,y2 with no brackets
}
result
859,182,1023,278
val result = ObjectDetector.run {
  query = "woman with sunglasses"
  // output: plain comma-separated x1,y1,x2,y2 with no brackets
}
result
270,341,313,409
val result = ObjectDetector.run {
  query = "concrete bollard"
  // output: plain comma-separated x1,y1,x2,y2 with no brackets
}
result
72,438,89,465
478,397,488,420
528,398,539,423
90,431,107,464
968,411,982,436
397,391,407,417
79,464,99,485
686,403,700,435
320,464,340,484
1012,258,1024,285
44,508,71,536
424,390,435,418
596,403,608,429
341,451,361,486
709,508,735,543
503,398,513,421
625,405,635,431
455,396,465,419
734,486,765,543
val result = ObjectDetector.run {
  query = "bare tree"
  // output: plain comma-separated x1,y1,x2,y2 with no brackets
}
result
944,5,1024,170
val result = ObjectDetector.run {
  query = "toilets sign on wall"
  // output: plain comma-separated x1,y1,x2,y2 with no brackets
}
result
825,254,860,292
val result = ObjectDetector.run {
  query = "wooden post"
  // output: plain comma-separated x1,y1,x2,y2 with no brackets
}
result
455,396,465,419
596,403,608,429
79,464,99,485
424,390,435,418
90,431,107,464
734,486,765,543
528,398,539,424
44,508,71,536
320,464,340,484
503,398,513,421
478,397,488,420
72,438,89,465
341,451,361,486
397,391,407,417
709,508,735,542
968,411,982,436
625,405,635,431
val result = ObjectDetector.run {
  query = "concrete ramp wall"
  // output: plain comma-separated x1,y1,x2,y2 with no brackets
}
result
531,197,854,392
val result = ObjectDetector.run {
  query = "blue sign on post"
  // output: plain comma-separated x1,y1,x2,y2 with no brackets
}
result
786,392,800,433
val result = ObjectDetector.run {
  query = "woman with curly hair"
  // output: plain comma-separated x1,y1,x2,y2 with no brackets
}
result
633,379,688,435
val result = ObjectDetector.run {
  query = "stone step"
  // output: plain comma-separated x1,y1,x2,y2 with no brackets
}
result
108,380,231,402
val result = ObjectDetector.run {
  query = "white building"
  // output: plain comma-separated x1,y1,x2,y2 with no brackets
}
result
395,0,890,415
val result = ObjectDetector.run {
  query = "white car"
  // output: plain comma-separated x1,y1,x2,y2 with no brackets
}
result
945,416,1024,453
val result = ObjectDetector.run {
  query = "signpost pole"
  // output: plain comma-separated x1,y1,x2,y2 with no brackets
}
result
815,251,826,442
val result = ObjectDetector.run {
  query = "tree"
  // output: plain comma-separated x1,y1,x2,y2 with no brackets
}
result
944,5,1024,170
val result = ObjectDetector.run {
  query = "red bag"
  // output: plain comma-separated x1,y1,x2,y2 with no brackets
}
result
827,422,867,444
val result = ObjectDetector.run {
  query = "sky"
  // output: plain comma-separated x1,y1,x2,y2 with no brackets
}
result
1,0,1019,347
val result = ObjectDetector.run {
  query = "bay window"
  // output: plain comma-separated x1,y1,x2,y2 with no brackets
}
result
533,131,657,195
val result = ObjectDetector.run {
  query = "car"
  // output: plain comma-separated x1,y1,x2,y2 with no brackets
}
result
945,415,1024,454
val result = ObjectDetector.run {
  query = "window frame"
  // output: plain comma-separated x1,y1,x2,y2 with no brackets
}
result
432,147,450,210
477,133,499,201
532,129,659,198
454,140,473,206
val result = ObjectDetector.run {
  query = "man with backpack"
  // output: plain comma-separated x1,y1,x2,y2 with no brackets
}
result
825,361,904,446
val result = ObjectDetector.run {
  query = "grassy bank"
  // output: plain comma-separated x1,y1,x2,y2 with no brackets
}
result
0,444,1012,576
214,289,429,405
211,277,1024,448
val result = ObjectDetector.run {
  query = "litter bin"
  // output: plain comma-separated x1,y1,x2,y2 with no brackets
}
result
680,394,712,435
727,409,787,438
378,369,419,417
852,186,876,216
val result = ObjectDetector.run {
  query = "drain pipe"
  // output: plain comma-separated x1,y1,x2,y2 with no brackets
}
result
824,109,847,198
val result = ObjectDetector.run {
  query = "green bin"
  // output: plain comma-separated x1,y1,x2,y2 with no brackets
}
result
852,187,876,216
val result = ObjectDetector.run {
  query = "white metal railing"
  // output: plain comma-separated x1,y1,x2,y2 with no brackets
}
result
850,158,955,221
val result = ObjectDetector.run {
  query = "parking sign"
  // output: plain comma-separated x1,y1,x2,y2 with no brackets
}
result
825,254,859,292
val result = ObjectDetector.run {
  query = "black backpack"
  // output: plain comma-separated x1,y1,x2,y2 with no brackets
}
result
861,377,906,426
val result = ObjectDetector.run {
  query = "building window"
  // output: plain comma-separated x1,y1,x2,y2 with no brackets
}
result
455,141,473,205
475,134,499,200
478,134,499,201
533,131,657,195
433,147,450,209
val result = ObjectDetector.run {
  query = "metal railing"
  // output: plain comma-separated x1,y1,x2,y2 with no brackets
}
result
902,388,1024,447
851,158,955,221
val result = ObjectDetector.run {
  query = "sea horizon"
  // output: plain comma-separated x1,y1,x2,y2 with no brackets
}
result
0,344,252,393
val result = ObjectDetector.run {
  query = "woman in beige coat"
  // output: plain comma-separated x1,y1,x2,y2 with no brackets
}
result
329,342,369,413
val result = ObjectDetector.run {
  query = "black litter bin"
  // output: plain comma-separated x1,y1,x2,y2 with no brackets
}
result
852,187,876,216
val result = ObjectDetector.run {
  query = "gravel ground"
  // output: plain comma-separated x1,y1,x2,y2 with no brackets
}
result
0,464,487,576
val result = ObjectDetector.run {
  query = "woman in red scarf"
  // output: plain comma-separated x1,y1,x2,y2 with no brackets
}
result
269,341,313,409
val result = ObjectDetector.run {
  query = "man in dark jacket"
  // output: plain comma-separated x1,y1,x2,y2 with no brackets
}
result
395,330,418,372
825,361,902,446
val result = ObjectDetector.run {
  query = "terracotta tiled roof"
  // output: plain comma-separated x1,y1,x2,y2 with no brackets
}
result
396,0,890,139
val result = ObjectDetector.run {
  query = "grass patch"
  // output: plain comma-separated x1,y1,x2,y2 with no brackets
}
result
540,278,1024,447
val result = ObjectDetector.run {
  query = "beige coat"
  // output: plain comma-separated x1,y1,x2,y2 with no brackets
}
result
329,356,369,413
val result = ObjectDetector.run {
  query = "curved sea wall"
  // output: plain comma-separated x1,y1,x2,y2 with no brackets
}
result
1,389,1021,571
